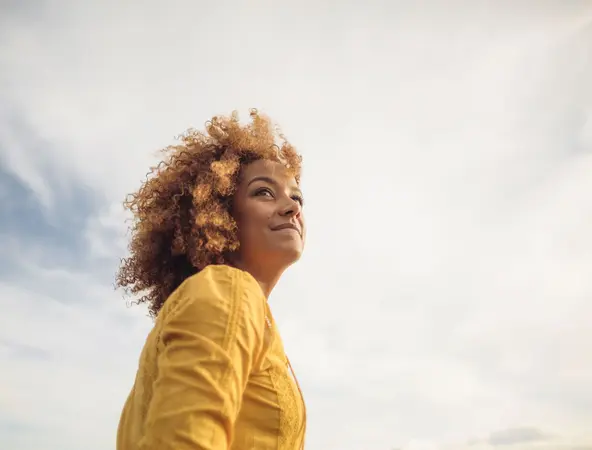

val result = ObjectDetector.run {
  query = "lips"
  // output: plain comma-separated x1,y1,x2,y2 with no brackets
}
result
271,222,302,236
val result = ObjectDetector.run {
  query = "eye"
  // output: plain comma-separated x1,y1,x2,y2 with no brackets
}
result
292,194,304,206
254,187,274,198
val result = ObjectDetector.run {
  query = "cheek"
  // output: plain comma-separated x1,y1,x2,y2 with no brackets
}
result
238,209,272,240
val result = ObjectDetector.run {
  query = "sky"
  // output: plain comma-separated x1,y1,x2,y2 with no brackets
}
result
1,1,592,449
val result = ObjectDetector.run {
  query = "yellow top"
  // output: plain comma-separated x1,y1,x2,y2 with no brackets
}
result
116,265,306,450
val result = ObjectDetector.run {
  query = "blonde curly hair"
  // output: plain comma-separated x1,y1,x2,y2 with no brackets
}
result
116,109,302,317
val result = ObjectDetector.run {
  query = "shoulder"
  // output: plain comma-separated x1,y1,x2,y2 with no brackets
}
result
192,264,262,293
159,264,266,323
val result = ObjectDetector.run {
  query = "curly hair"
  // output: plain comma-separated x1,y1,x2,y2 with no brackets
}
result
116,109,302,317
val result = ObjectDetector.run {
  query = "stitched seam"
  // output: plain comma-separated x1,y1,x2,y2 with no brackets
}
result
218,268,242,436
267,367,281,450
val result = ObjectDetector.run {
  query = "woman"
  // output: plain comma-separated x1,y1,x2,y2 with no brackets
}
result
116,110,307,450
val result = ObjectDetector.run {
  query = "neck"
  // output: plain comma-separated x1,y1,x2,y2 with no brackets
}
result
230,259,285,298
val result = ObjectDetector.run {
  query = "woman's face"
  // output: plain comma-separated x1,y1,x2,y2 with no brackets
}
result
232,159,305,271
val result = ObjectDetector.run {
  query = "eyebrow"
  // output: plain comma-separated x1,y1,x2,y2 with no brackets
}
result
247,176,302,196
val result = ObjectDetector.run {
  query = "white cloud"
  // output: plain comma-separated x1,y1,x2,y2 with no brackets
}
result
1,1,592,449
84,201,130,261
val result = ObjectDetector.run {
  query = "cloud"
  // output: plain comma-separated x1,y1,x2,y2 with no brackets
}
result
485,427,549,446
1,1,592,449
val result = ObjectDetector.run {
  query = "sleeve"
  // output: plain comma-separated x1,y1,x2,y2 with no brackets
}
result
139,267,267,450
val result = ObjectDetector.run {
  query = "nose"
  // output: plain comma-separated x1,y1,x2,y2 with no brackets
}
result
279,196,302,218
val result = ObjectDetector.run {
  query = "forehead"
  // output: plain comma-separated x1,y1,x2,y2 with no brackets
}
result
239,160,299,187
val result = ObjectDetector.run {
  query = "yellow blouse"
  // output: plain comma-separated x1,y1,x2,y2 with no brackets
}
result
116,265,306,450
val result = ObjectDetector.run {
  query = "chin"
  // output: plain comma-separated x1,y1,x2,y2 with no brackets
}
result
273,244,304,267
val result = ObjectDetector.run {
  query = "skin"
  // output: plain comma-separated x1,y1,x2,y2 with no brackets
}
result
231,159,306,297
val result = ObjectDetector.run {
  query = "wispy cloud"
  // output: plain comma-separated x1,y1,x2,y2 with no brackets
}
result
1,1,592,449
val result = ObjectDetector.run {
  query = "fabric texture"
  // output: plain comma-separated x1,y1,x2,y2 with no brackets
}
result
116,264,306,450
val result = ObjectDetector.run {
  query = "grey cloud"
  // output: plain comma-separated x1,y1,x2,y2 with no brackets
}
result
0,0,49,23
0,107,104,274
0,338,51,361
0,165,99,273
487,427,549,446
